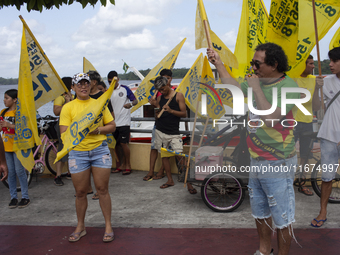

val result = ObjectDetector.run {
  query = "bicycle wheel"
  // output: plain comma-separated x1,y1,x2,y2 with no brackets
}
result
45,141,68,177
201,172,245,212
1,169,32,192
311,160,340,203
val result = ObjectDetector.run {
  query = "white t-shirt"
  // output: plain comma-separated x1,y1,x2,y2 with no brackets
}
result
110,84,136,127
317,74,340,143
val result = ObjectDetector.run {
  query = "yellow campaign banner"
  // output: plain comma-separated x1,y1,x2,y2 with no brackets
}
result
106,133,116,149
14,26,42,173
233,0,268,80
309,0,340,7
201,56,225,119
195,0,238,69
131,38,186,113
55,80,116,162
20,17,67,110
330,26,340,49
267,0,299,64
83,57,97,73
176,54,204,117
288,1,340,77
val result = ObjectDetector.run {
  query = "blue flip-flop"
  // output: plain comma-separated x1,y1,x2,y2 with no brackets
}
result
311,218,327,227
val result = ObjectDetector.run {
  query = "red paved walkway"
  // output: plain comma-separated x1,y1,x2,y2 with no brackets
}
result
1,226,339,254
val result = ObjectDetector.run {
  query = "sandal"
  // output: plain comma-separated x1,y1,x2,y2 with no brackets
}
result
103,231,114,243
92,193,99,200
160,183,174,189
122,169,132,175
111,168,122,173
69,230,87,242
298,186,313,196
143,175,153,181
153,174,165,180
311,218,327,227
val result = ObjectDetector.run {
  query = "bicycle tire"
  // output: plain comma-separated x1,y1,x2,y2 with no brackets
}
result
201,172,245,212
311,160,340,203
1,169,32,192
45,141,68,177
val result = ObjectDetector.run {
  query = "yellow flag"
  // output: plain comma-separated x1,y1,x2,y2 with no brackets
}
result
267,0,299,64
288,1,340,77
309,0,340,6
14,27,42,173
330,26,340,49
195,0,238,69
131,38,186,113
20,16,68,110
83,57,97,73
106,133,116,149
233,0,268,80
55,80,116,162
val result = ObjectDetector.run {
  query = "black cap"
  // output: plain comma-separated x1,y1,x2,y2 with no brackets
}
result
107,71,118,80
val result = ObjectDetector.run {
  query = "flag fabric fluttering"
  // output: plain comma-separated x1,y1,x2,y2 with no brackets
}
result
266,0,299,66
330,26,340,49
176,54,226,120
83,57,97,73
123,61,129,74
13,26,42,173
55,80,117,162
19,16,68,110
195,0,238,69
308,0,340,6
287,1,340,77
131,38,186,113
233,0,268,80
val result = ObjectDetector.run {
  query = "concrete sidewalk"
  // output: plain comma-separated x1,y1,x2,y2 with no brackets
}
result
0,170,339,229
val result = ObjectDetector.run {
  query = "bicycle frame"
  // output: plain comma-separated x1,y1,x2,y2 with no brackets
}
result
32,134,57,173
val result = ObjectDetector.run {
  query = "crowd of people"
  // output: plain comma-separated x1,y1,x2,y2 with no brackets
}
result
0,44,339,251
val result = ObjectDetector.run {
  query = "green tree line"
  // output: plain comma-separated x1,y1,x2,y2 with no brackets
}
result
0,77,19,85
313,59,332,75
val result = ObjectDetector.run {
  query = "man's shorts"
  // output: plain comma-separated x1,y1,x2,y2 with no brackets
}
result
68,141,112,174
113,126,130,144
154,129,183,154
248,155,297,229
293,122,313,159
320,138,340,182
55,121,68,163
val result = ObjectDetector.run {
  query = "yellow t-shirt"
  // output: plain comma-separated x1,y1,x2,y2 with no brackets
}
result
294,74,315,123
0,109,16,152
60,98,114,151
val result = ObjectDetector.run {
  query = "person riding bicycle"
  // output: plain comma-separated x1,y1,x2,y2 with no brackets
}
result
208,43,300,255
0,89,30,208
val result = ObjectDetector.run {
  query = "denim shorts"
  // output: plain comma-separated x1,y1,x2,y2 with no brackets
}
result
320,139,340,182
248,155,297,229
293,122,313,159
68,141,112,174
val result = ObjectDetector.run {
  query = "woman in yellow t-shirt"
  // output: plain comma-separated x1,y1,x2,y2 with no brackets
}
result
60,73,116,243
0,89,30,209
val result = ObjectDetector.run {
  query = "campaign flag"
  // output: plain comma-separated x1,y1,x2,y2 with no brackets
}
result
308,0,340,6
123,62,129,73
13,27,42,173
131,38,186,113
266,0,299,64
330,26,340,49
106,133,116,149
195,0,238,69
55,80,117,162
287,1,340,77
20,16,68,109
83,57,97,73
233,0,268,80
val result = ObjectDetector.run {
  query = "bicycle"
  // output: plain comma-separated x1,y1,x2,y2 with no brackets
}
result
295,131,340,203
1,115,67,191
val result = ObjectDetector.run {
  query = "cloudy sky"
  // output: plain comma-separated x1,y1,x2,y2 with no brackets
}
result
0,0,339,79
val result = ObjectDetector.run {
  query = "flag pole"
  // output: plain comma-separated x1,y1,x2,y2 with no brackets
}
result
19,15,69,94
311,0,325,115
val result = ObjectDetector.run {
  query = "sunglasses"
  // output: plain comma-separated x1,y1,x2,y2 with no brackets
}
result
75,82,90,88
250,60,264,69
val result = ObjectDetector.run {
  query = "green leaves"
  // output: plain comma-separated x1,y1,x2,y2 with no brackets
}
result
0,0,115,12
